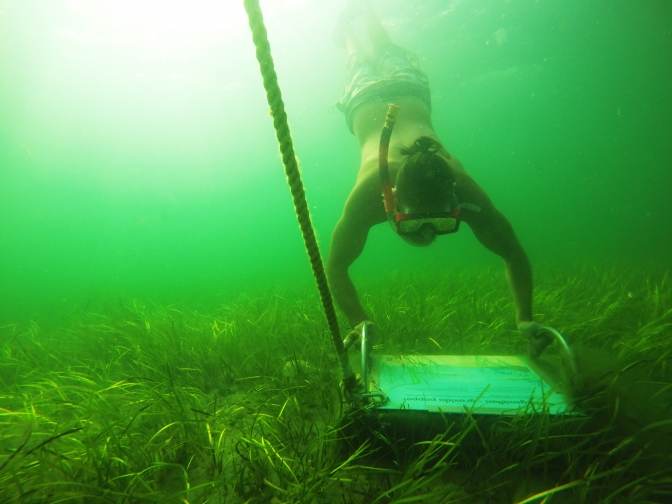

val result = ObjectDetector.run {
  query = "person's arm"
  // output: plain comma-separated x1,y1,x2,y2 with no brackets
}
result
326,217,370,327
464,201,533,326
465,195,554,356
326,179,385,327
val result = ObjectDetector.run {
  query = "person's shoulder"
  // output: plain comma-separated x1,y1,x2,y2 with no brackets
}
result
444,151,467,175
454,171,495,221
345,166,386,225
354,155,381,189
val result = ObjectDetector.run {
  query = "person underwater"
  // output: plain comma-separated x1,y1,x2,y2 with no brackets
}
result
326,0,551,357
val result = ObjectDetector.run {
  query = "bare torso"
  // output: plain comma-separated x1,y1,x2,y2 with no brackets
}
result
350,97,491,226
328,98,530,328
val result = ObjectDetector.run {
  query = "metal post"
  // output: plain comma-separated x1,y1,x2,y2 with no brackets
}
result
361,322,371,394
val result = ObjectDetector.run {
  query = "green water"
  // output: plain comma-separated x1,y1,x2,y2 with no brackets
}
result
1,0,670,323
1,3,671,499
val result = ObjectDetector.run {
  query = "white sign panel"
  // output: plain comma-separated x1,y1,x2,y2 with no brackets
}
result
372,355,572,415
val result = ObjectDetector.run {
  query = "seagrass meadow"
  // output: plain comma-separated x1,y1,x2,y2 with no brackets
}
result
1,0,671,503
1,266,671,503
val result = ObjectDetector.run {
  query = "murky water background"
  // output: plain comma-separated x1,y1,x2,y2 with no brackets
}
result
1,0,670,322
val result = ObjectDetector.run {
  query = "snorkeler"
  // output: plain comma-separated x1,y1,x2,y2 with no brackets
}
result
326,1,551,357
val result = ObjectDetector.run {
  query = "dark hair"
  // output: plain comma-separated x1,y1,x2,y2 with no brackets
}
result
396,137,455,212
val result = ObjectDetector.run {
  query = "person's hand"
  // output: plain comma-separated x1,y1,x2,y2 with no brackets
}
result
343,320,377,351
353,320,376,348
353,320,375,334
519,321,553,358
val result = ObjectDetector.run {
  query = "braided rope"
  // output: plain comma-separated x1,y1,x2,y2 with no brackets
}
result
243,0,355,385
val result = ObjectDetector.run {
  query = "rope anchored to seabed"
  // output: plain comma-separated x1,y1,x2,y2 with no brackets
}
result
242,0,358,392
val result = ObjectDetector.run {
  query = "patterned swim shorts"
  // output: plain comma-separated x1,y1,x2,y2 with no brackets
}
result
337,44,432,134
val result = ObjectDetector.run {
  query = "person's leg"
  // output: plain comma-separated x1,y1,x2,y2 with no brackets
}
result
343,2,426,90
336,0,391,59
336,2,382,133
353,3,428,98
358,0,391,57
345,20,366,58
336,1,431,133
338,39,378,133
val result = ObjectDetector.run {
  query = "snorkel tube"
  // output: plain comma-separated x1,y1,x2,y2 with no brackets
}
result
379,104,399,231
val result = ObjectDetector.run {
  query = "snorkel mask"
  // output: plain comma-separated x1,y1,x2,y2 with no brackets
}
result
394,208,461,236
378,104,461,238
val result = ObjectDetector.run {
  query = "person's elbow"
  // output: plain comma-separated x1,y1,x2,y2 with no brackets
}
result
501,240,529,266
326,255,348,282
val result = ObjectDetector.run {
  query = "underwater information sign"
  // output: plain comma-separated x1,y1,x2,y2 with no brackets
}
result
372,355,571,415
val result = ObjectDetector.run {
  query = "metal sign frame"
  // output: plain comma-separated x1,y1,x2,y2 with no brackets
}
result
353,324,578,416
